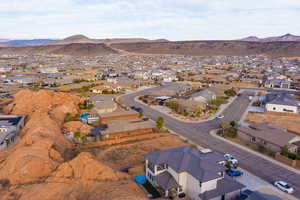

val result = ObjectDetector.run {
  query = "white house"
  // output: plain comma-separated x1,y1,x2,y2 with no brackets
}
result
0,115,25,150
265,93,298,114
144,146,245,200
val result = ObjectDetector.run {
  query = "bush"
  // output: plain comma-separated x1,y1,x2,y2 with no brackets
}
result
79,100,94,110
74,131,81,138
281,145,300,160
223,127,237,138
224,89,237,97
156,117,164,130
258,145,268,153
210,97,228,107
65,113,80,122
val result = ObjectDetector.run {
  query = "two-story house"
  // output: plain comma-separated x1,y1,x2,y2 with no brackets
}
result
0,114,25,150
144,146,245,200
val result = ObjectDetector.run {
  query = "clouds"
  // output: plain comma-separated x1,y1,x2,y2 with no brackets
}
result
0,0,300,40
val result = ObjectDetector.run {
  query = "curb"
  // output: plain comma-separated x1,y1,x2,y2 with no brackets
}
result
209,129,300,175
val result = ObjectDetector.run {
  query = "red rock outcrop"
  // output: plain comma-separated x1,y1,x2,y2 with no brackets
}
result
63,121,93,136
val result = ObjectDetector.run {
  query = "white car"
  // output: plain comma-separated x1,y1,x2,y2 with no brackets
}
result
274,181,294,193
224,154,238,166
217,114,224,119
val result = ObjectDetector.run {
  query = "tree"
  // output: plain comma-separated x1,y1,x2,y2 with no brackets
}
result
225,161,232,170
224,89,237,97
230,121,237,128
220,121,229,135
139,112,144,118
156,117,164,130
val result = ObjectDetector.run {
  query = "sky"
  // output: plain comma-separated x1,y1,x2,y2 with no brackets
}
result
1,0,300,40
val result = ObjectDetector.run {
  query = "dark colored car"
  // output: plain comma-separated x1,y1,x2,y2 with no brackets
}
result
130,106,143,113
226,169,243,177
239,189,253,200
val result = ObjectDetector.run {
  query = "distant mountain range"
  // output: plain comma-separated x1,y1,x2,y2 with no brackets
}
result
240,33,300,42
0,34,168,46
48,34,169,45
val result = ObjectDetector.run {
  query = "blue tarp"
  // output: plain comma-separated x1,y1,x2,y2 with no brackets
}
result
135,176,147,185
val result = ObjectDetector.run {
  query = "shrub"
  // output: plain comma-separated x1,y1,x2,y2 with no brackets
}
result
65,113,80,122
79,100,94,110
223,127,237,138
224,89,237,97
258,145,267,153
156,117,164,130
74,132,81,138
210,97,228,106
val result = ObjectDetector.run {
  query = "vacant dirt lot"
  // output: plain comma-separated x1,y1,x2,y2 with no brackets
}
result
246,112,300,135
85,134,191,171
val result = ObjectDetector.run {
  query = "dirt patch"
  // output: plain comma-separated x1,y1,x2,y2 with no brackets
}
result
88,134,189,171
246,112,300,135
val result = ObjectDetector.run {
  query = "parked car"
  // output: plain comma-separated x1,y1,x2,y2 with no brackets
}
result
274,181,294,193
130,106,143,113
226,169,243,177
216,114,224,119
224,154,238,168
239,189,253,200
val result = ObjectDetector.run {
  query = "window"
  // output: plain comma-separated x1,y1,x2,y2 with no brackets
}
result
251,137,256,142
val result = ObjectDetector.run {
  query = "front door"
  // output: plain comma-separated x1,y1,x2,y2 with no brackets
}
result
221,194,225,200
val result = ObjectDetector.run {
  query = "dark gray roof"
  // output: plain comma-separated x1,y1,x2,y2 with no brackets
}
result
238,123,300,148
199,176,245,200
0,116,23,126
156,171,178,190
144,146,226,182
265,93,298,107
191,89,216,101
246,191,282,200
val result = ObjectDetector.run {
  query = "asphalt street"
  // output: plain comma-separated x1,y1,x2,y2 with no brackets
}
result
119,86,300,199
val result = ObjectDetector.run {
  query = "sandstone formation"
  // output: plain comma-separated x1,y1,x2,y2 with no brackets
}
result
0,89,146,200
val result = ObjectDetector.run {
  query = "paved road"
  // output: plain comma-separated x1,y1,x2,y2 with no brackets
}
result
119,87,300,199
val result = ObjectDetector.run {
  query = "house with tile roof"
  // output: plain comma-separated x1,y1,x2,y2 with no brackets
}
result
144,146,245,200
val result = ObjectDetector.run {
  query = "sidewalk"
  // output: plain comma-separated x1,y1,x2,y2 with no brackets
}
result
210,129,300,175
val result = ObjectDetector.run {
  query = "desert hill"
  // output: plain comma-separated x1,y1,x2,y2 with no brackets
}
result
241,33,300,42
0,43,118,56
111,40,300,57
1,39,300,57
48,34,168,45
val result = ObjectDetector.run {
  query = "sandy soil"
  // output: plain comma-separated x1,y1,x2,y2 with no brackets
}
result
246,112,300,135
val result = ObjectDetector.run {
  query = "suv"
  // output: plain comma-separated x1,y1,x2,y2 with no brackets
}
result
224,154,238,168
274,181,294,193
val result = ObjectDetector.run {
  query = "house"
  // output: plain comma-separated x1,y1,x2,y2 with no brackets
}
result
0,65,13,73
99,118,155,140
238,123,300,153
39,67,58,73
264,79,291,89
191,89,216,104
99,109,139,122
265,93,298,114
89,96,117,114
144,146,245,200
0,114,25,150
90,83,121,94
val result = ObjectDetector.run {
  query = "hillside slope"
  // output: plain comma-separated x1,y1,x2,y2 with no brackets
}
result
0,43,118,56
1,40,300,57
111,40,300,57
